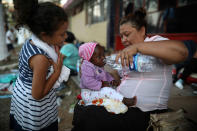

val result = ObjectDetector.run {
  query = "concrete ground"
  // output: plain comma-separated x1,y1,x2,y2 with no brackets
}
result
168,83,197,123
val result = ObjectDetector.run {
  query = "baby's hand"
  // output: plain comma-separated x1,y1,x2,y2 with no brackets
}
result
110,80,121,87
101,81,110,87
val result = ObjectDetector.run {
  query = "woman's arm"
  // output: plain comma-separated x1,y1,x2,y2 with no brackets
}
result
116,40,188,66
30,52,63,100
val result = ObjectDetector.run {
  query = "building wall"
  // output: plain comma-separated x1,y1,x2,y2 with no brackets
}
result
69,10,107,47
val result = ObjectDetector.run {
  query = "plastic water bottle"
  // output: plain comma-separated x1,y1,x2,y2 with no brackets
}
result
129,53,161,72
105,53,161,73
105,54,135,76
76,59,82,80
105,54,125,76
105,54,122,70
76,59,81,73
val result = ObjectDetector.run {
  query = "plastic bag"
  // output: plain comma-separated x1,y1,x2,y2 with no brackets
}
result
146,109,197,131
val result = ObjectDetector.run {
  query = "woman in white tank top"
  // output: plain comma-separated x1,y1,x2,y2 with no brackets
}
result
71,8,189,131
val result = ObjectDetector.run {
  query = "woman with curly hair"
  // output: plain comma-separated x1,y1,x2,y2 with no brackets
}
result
10,0,68,130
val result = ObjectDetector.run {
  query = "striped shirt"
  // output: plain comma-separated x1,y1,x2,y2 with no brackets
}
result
10,39,58,130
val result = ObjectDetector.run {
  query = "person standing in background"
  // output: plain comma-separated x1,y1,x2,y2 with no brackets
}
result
60,31,79,76
5,24,16,57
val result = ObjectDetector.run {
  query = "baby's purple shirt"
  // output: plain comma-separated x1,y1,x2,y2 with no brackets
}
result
80,60,114,91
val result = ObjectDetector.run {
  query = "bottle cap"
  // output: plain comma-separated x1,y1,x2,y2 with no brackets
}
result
129,54,137,71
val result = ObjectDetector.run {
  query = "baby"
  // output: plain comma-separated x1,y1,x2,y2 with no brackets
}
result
78,42,136,113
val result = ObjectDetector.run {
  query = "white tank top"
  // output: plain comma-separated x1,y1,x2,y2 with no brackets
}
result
117,35,172,112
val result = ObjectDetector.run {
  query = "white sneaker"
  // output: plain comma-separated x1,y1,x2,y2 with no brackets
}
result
193,91,197,95
175,79,184,89
191,83,197,87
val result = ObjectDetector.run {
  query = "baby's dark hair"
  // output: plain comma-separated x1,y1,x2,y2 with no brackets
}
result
93,43,105,56
13,0,68,37
91,41,104,52
95,44,104,50
120,8,147,32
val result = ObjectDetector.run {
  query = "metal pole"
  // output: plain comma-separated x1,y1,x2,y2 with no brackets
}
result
0,1,9,61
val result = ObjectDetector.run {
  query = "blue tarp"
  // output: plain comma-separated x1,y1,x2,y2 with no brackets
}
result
0,73,18,84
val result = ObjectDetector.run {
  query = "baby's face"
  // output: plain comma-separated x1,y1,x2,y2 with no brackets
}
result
90,45,106,67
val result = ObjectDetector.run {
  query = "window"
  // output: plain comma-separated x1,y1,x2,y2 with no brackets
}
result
87,0,108,24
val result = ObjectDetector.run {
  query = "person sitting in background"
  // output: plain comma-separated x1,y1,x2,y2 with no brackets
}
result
175,46,197,90
60,31,79,76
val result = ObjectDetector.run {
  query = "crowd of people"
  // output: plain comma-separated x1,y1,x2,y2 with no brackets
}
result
8,0,196,131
